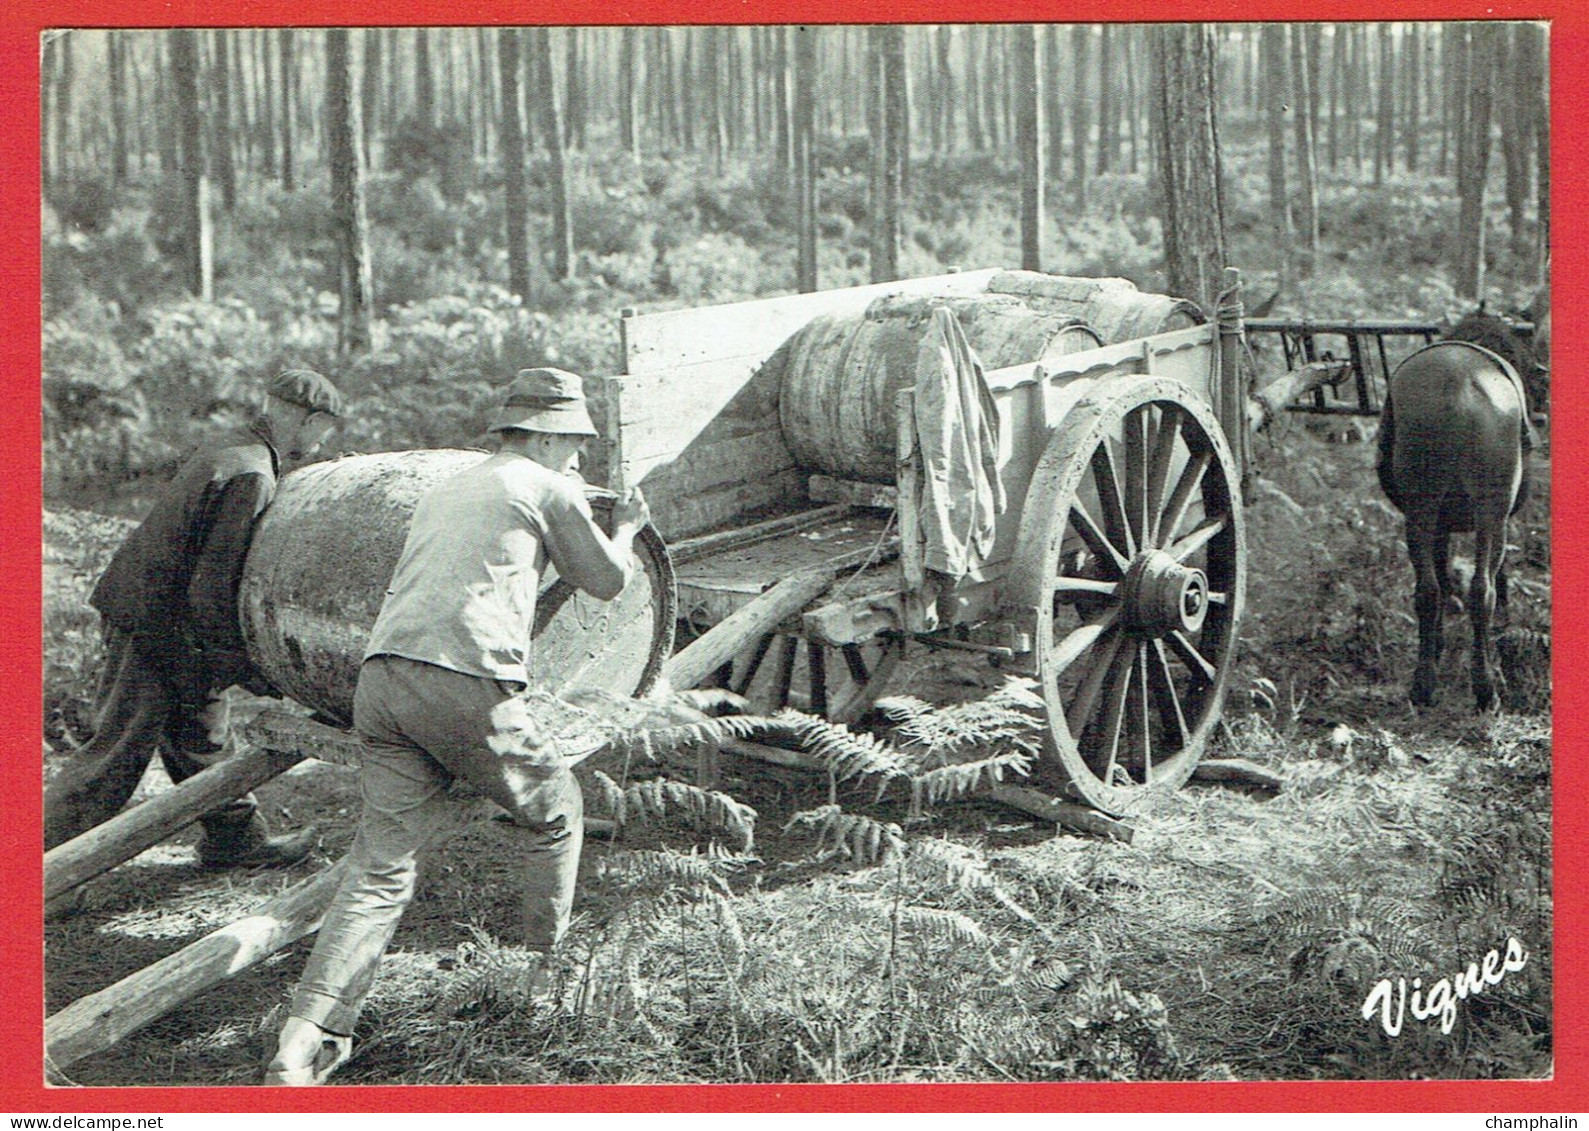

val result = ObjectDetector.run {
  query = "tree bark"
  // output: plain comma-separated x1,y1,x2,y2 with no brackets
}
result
1290,24,1320,275
327,28,372,355
1096,24,1115,175
109,33,128,184
774,27,793,171
171,30,212,300
499,28,536,305
1262,25,1291,290
1071,24,1090,207
531,27,574,281
1499,26,1532,265
278,29,296,191
211,31,237,211
868,26,904,284
1150,23,1227,313
1374,22,1394,185
1404,23,1420,173
415,28,434,126
965,25,984,151
794,24,818,293
361,23,381,171
1014,24,1043,271
1455,24,1497,300
619,26,639,161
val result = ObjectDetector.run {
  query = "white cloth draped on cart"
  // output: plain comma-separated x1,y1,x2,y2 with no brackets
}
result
912,306,1008,579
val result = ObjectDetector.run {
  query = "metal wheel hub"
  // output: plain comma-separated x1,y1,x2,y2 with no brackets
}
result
1121,550,1209,635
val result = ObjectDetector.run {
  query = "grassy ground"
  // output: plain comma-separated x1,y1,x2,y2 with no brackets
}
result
42,420,1552,1085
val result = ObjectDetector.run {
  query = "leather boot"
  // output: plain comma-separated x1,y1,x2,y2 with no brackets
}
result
196,810,317,871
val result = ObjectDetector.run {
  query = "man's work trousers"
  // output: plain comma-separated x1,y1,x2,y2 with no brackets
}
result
288,654,584,1036
44,626,253,849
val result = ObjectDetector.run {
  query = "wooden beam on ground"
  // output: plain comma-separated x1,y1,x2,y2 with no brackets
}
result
662,543,893,692
45,742,312,906
1191,758,1286,792
46,857,353,1069
986,783,1136,843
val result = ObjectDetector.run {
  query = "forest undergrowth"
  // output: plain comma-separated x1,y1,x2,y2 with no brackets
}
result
42,134,1552,1084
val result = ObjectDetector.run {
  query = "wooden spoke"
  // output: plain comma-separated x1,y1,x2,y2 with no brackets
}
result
1205,590,1230,605
807,641,829,718
1132,645,1153,784
1144,405,1182,546
1070,502,1130,575
1090,441,1136,558
1155,448,1211,550
1167,629,1218,684
1168,514,1229,563
731,633,776,696
1052,577,1119,597
1065,623,1127,734
1090,638,1135,785
1124,408,1148,551
1147,638,1189,751
1050,607,1122,678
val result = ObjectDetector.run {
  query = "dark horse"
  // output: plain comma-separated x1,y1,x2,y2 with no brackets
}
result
1377,312,1539,710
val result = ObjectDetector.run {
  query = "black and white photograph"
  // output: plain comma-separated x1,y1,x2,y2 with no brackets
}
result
40,22,1552,1089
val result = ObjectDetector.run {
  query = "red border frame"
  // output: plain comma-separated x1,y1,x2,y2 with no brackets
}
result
8,1,1583,1113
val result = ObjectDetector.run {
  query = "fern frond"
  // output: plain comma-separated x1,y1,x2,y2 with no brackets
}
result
784,804,907,866
620,777,758,852
882,676,1044,761
779,711,914,783
908,836,1039,924
910,747,1033,809
598,844,758,896
890,902,988,946
590,770,627,821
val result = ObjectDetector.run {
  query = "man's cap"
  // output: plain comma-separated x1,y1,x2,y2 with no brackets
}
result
488,367,597,437
268,369,344,419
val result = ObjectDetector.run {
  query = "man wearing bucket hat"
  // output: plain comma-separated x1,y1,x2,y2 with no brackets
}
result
267,368,649,1085
45,369,345,869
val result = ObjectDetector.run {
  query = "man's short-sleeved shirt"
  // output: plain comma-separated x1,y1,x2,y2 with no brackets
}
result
364,452,627,685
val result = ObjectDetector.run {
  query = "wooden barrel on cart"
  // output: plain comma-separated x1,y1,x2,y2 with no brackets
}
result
778,292,1103,483
239,449,676,725
985,270,1206,345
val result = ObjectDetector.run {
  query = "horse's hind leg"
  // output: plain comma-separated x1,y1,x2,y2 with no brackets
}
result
1407,515,1445,707
1469,511,1510,712
1433,530,1461,616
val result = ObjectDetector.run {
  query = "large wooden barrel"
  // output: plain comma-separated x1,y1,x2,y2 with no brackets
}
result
778,292,1102,483
239,449,676,725
987,270,1205,344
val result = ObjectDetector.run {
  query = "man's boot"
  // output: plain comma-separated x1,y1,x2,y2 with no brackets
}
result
196,809,317,871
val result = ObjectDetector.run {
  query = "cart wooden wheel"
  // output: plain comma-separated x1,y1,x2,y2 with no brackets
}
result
1010,376,1245,815
719,632,905,725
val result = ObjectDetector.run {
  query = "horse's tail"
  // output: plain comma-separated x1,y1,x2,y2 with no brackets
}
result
1376,392,1401,509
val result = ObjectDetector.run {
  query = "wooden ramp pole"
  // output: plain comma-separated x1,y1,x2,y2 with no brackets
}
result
662,543,892,693
46,857,353,1070
45,712,369,907
46,744,314,906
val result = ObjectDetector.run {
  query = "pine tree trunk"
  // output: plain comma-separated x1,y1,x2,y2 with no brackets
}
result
1014,24,1043,271
531,27,573,281
1096,24,1114,175
327,29,372,354
965,25,984,152
1150,23,1226,311
498,28,538,305
1072,24,1090,207
1499,26,1531,265
1404,23,1420,172
170,30,212,300
415,28,434,127
279,29,296,191
867,26,902,283
1042,26,1060,184
982,22,1000,152
1263,24,1291,289
620,26,639,161
109,33,128,185
794,24,818,293
1455,24,1496,300
1531,23,1549,281
1374,22,1394,185
361,25,381,171
157,39,178,176
1290,24,1319,274
1327,23,1342,170
55,32,74,187
1125,27,1141,174
212,32,237,211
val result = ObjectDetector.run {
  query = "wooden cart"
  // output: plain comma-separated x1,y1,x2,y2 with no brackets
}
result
589,269,1248,815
